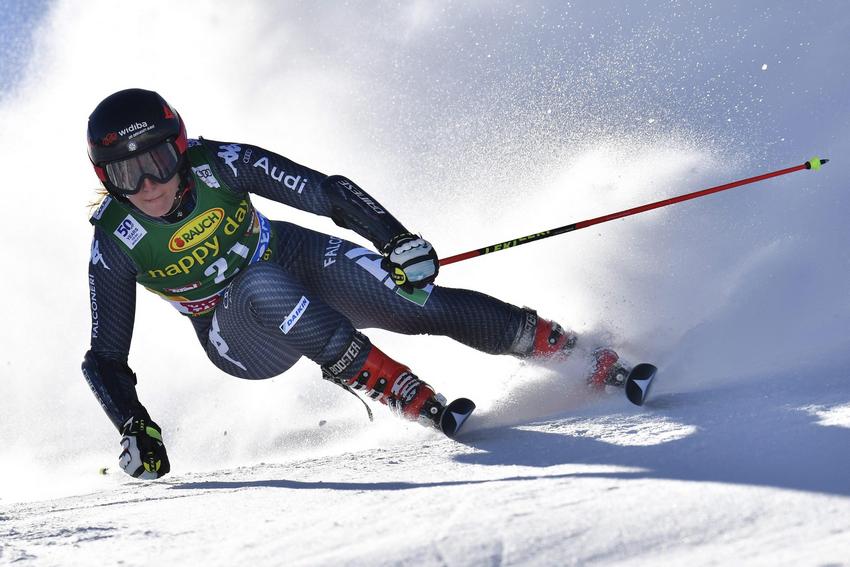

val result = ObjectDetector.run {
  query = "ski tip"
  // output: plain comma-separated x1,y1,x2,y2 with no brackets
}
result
625,363,658,406
439,398,476,439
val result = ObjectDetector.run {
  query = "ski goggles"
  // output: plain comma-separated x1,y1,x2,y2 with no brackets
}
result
103,140,181,195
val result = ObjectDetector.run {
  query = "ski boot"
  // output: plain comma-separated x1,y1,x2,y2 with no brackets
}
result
509,309,578,361
586,348,630,391
321,334,475,437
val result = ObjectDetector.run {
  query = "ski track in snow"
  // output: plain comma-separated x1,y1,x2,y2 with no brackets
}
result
2,1,850,565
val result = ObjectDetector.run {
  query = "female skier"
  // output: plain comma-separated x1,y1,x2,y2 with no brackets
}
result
82,89,629,479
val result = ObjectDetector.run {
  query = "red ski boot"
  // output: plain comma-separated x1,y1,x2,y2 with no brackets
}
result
532,318,578,359
322,336,445,426
586,348,630,391
509,309,578,360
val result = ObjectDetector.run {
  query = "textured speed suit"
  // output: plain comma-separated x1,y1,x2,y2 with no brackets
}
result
84,138,531,431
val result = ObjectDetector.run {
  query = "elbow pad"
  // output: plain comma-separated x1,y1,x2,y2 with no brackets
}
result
82,351,149,432
323,175,408,250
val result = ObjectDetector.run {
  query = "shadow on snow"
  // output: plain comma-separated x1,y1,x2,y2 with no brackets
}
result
169,362,849,498
456,362,850,497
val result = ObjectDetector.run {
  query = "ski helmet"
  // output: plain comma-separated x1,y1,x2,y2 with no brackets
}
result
87,88,188,196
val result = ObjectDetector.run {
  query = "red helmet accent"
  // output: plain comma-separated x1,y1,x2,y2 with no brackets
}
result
94,164,108,182
174,116,188,155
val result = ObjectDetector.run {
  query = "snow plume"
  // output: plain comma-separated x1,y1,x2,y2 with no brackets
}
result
0,0,848,516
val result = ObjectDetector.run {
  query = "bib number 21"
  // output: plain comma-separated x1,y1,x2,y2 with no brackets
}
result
205,242,251,284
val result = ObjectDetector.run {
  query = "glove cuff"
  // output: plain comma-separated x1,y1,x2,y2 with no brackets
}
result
382,232,418,255
121,415,162,438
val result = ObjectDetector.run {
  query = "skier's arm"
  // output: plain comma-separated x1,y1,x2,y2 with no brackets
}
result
83,229,171,479
81,228,149,432
201,138,410,250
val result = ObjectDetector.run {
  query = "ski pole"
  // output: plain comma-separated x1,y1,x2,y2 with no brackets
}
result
440,157,829,267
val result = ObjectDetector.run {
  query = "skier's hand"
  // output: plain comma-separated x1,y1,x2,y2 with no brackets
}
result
381,233,439,292
119,416,170,480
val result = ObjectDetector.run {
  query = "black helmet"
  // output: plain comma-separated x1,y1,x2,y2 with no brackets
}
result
87,88,188,196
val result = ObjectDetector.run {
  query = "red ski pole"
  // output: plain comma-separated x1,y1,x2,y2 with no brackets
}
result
440,157,829,267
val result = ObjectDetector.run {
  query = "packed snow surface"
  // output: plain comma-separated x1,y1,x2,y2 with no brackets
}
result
1,1,849,565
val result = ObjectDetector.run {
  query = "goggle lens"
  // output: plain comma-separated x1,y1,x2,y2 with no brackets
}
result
104,141,180,195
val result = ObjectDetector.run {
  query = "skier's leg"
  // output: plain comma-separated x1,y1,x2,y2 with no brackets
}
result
190,261,362,380
273,222,628,388
274,221,576,357
189,261,449,425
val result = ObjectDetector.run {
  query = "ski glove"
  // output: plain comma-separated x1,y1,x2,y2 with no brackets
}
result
119,416,170,480
381,233,439,292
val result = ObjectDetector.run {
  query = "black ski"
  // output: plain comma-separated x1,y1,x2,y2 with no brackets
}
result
438,398,476,438
625,363,658,406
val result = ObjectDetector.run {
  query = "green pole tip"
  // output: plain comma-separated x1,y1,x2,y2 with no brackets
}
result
807,157,828,170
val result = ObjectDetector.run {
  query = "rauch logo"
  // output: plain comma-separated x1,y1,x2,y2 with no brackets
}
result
169,208,225,252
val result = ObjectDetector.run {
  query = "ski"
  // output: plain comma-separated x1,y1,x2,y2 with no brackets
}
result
625,363,658,406
438,397,476,438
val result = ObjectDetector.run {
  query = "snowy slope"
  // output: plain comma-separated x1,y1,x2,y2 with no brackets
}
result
1,1,849,565
4,369,850,566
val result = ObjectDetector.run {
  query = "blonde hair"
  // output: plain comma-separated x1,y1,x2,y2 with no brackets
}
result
87,188,110,212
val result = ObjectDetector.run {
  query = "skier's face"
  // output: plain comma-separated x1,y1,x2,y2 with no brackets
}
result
126,172,181,217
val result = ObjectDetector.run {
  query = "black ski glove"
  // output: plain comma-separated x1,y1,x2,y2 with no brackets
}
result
119,416,170,480
381,233,439,292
